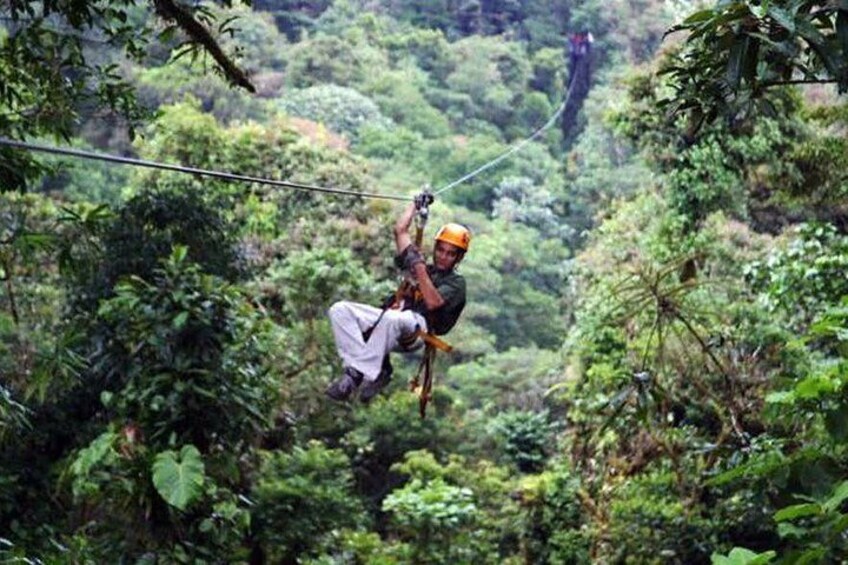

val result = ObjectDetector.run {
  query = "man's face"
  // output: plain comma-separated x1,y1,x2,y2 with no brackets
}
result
433,240,463,271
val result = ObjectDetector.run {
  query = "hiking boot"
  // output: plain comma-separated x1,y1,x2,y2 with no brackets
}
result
359,358,393,403
325,367,363,402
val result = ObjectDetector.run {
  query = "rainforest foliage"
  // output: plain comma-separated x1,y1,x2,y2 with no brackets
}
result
2,0,848,563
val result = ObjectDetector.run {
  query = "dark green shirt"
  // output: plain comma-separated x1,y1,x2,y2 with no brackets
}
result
413,266,466,335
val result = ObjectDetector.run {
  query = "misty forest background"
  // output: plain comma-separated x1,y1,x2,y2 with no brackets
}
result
2,0,848,563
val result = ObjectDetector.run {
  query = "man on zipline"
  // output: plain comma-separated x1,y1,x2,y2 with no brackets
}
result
567,29,593,86
325,197,470,402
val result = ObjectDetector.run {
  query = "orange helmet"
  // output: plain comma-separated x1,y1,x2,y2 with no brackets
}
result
435,223,471,252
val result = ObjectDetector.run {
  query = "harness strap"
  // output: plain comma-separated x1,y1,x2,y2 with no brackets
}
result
405,329,451,418
410,343,438,418
414,330,452,352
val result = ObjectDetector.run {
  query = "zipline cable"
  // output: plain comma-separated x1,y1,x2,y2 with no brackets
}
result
433,67,580,197
0,137,411,201
0,63,582,203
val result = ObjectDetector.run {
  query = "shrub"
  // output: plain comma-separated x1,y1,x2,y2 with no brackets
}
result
277,85,391,142
252,441,368,562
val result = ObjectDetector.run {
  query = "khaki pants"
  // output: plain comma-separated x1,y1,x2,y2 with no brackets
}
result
328,301,427,382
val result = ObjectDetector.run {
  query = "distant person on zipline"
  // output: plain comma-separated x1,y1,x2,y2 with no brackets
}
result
567,29,594,86
325,196,470,402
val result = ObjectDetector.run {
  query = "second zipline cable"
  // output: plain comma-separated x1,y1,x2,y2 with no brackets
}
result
433,70,579,197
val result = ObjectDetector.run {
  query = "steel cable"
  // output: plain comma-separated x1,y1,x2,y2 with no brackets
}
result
0,137,411,201
433,68,580,196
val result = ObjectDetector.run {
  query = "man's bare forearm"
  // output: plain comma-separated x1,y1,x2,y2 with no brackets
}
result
413,262,445,310
394,202,444,311
394,202,416,254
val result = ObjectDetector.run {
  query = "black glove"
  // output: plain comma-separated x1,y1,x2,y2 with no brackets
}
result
414,191,434,210
395,244,425,271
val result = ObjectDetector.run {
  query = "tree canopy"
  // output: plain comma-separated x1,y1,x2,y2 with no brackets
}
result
2,0,848,563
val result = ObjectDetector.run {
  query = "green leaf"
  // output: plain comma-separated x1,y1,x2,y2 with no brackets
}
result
727,36,751,88
767,6,796,34
795,18,839,75
152,445,205,511
173,311,189,329
171,245,189,264
777,522,808,539
831,512,848,534
823,480,848,513
774,502,821,522
765,390,795,404
711,546,776,564
749,3,767,20
706,450,786,486
743,550,776,565
69,431,118,499
794,374,835,399
13,232,56,256
795,547,827,565
70,431,118,479
683,9,717,25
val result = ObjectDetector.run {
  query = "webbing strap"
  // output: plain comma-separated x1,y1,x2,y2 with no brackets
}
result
410,344,438,418
414,330,452,352
407,327,450,418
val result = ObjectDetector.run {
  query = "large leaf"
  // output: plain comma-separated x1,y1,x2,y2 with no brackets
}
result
705,450,787,486
831,512,848,534
726,32,762,87
727,35,751,88
822,480,848,513
767,6,797,34
152,445,205,511
711,547,777,564
683,8,716,24
68,431,118,499
774,502,821,522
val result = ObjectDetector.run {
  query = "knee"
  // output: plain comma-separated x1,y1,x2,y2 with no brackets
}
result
328,301,350,319
385,310,419,333
382,309,403,326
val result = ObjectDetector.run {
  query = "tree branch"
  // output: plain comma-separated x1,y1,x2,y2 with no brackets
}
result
672,311,747,443
152,0,255,93
760,78,838,88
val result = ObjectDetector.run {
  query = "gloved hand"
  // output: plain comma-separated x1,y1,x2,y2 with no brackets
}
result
395,244,425,271
414,191,434,210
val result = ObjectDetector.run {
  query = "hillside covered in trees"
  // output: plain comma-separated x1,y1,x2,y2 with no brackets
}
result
2,0,848,563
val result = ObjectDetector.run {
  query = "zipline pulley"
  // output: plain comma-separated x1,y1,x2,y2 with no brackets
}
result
413,188,433,244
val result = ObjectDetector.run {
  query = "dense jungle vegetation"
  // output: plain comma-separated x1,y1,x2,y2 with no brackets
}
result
2,0,848,563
